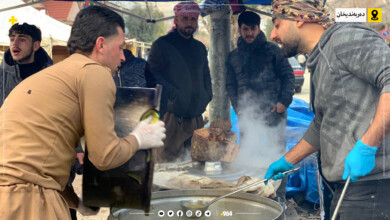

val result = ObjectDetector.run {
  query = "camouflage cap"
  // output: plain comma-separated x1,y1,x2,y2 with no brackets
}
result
271,0,334,28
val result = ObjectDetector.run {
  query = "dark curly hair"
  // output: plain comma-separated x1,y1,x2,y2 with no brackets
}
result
8,23,42,42
238,11,261,28
67,6,125,55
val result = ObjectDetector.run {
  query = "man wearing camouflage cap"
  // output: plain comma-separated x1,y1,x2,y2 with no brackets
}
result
264,0,390,219
148,2,212,162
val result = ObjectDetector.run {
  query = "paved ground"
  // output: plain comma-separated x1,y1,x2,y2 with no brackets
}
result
73,175,110,220
73,69,315,220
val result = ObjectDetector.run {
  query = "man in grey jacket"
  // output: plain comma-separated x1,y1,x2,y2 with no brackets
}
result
265,0,390,219
0,23,52,106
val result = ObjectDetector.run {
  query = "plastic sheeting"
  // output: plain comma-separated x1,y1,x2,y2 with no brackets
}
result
285,98,319,204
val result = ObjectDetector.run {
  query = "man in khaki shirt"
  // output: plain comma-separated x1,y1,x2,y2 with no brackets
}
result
0,6,166,220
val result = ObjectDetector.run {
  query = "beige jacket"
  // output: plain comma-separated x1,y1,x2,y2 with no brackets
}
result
0,53,139,199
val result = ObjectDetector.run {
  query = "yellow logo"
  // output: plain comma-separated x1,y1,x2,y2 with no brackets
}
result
8,16,18,25
367,8,382,22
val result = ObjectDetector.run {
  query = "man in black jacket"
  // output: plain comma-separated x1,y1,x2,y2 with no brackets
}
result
226,11,294,127
0,23,53,106
114,49,155,88
148,2,212,162
226,11,294,203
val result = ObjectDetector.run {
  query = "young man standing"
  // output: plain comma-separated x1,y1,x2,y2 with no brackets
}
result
0,23,52,105
226,11,294,203
226,11,295,127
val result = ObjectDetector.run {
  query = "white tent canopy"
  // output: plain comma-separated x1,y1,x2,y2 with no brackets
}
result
0,0,71,46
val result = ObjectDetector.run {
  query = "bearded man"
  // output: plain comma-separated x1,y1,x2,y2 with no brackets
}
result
148,2,212,162
265,0,390,219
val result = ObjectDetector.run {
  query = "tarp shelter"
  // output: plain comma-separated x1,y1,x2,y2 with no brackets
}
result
53,0,273,23
0,0,71,63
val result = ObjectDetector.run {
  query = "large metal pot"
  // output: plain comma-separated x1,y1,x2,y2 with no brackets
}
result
110,190,284,220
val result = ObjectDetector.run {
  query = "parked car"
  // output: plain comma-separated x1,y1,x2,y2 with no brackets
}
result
288,57,304,93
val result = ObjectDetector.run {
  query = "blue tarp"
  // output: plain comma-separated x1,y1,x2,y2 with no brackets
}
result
244,0,273,5
231,97,320,204
285,98,319,204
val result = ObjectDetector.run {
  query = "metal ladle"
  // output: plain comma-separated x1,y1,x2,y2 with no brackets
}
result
330,176,351,220
181,167,300,217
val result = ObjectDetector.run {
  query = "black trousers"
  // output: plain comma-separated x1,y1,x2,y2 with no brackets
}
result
330,179,390,220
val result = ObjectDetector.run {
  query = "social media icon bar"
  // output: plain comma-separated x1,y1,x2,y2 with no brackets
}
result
177,210,184,217
205,210,211,217
167,210,174,217
186,210,193,217
158,210,165,217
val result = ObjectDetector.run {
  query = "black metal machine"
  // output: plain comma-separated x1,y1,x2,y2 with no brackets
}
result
83,86,161,213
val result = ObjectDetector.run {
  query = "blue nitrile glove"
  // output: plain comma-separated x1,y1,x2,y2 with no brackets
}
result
342,139,378,182
264,156,294,181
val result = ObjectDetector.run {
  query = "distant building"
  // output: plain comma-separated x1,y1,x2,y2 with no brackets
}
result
24,0,83,25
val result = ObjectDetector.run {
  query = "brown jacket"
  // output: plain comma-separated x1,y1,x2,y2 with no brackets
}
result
0,54,139,210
